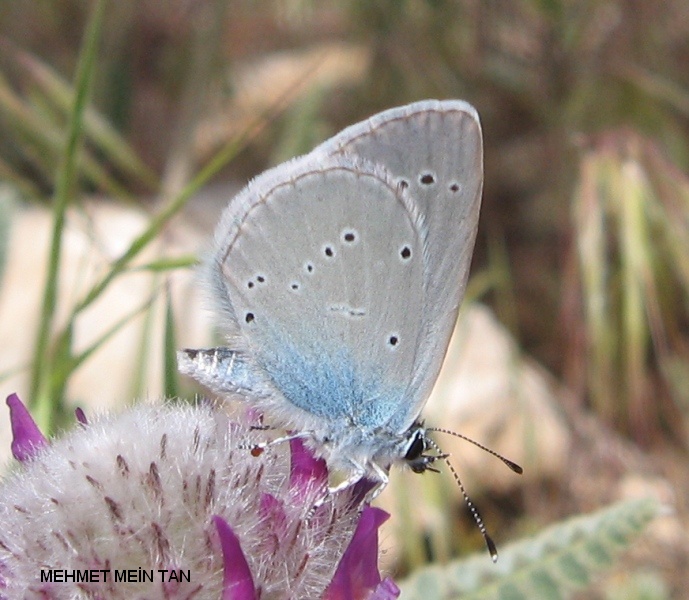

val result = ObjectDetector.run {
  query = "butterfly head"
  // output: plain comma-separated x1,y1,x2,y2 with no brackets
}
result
400,422,448,474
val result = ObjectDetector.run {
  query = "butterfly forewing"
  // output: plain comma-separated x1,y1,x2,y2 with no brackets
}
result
210,153,426,430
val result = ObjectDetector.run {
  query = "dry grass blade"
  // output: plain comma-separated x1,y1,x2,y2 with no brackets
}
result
568,131,689,442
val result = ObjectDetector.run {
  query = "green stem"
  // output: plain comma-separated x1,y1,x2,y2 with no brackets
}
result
29,0,108,432
73,134,245,316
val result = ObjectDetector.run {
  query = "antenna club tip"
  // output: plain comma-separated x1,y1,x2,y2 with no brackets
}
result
486,534,498,563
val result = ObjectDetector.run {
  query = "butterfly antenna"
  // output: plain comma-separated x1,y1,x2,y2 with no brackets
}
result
427,427,523,474
425,436,499,563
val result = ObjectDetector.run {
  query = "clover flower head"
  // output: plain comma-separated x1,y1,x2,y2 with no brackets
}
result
0,393,399,599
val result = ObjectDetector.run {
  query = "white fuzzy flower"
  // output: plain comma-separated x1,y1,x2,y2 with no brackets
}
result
0,394,399,600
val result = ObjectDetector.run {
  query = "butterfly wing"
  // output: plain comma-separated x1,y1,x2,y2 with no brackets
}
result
203,151,427,433
315,100,483,428
181,100,482,437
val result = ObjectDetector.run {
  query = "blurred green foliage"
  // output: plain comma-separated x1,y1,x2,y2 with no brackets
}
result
398,497,663,600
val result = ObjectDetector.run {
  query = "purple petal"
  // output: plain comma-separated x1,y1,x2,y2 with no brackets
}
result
74,407,88,425
6,393,47,462
369,578,400,600
350,477,377,506
324,506,394,600
289,437,328,493
212,515,257,600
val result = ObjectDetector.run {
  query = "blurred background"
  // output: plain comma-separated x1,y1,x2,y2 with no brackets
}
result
1,1,688,598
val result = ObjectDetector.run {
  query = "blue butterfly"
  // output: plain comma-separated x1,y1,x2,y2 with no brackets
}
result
179,101,520,558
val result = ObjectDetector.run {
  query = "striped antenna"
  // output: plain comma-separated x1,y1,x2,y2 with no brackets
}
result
425,429,523,562
424,436,500,562
427,427,523,474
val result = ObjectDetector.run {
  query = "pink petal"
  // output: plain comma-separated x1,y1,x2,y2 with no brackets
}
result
369,577,401,600
6,393,47,462
350,478,377,505
74,407,88,425
324,506,396,600
212,515,257,600
289,437,327,493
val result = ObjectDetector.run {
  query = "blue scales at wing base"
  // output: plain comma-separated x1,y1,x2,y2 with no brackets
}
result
258,339,410,434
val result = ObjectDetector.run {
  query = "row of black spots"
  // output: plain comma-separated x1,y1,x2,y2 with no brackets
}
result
398,173,436,188
245,271,304,294
246,274,267,290
248,272,310,295
319,227,361,262
323,234,412,266
323,235,412,263
244,231,360,297
397,174,460,193
249,276,305,296
314,225,413,267
289,257,317,294
421,172,463,193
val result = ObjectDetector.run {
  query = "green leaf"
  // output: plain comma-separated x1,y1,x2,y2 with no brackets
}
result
398,497,662,600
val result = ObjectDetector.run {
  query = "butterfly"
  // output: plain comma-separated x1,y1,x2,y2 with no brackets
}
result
178,101,519,559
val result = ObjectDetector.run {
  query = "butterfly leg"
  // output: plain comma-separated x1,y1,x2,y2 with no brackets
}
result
240,430,315,454
364,461,390,503
306,460,367,519
326,461,367,496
